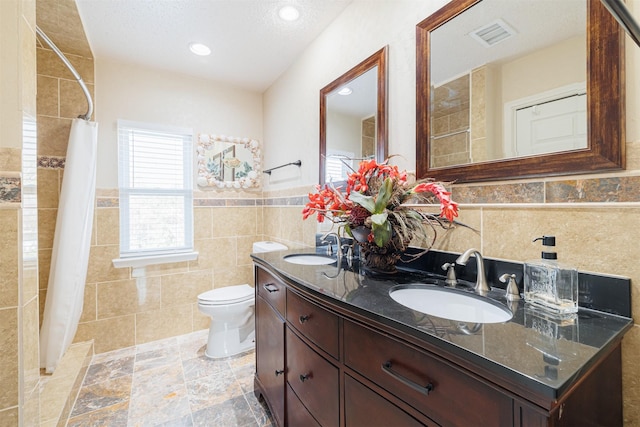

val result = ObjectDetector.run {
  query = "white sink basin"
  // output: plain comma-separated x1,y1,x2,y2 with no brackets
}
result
283,254,336,265
389,285,513,323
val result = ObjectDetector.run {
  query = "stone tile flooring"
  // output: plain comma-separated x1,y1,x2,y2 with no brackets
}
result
66,330,273,427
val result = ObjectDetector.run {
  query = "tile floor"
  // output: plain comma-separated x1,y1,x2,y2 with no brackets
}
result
66,330,273,427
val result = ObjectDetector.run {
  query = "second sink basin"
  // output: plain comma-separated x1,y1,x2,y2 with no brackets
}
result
283,254,336,265
389,284,513,324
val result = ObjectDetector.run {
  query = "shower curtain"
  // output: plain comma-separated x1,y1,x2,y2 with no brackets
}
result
40,118,98,373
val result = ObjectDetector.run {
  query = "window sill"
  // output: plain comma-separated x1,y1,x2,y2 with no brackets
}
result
112,251,199,269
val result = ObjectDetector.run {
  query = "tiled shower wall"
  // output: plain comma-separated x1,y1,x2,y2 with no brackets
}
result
36,34,95,330
0,0,39,424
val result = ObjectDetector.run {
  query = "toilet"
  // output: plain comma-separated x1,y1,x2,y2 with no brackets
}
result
197,241,287,358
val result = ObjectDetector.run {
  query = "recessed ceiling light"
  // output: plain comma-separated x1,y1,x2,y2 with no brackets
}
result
189,42,211,56
278,5,300,21
338,87,352,96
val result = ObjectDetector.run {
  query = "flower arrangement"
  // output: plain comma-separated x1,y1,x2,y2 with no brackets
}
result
303,158,460,271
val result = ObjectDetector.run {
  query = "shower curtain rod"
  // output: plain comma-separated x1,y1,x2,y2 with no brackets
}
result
35,26,93,120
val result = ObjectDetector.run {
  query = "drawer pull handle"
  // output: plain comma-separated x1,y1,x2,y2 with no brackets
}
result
299,373,312,382
299,315,310,324
263,283,279,293
275,369,284,376
382,361,434,396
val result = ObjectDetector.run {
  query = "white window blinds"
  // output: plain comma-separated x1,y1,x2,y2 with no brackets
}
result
117,120,194,258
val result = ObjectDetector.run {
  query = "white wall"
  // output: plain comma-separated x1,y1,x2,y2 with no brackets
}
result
262,0,448,190
95,58,263,189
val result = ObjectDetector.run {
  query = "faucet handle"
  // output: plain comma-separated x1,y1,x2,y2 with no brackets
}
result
499,273,521,301
441,262,458,287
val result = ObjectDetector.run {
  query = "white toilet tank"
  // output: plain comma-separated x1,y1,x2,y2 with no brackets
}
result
253,241,288,253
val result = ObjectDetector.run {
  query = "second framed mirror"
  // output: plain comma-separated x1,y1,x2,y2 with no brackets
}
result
319,46,388,185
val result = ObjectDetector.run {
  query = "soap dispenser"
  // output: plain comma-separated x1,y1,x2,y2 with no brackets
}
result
523,236,578,315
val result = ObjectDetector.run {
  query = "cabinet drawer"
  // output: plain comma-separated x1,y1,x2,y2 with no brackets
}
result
256,267,286,315
286,327,339,427
286,289,339,359
286,384,321,427
345,374,435,427
344,320,512,427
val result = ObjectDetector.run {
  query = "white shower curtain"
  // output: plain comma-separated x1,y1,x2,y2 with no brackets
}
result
40,118,98,373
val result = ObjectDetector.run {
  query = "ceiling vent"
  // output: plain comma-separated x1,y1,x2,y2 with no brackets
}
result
469,19,516,48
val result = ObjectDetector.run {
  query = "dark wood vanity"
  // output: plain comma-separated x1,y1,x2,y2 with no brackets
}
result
253,254,630,427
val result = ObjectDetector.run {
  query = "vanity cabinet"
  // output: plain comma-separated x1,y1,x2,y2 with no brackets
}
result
253,264,625,427
255,269,287,427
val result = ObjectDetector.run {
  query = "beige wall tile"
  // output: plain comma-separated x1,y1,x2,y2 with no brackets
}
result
95,207,119,245
212,206,258,237
37,208,56,251
38,289,46,328
194,207,212,240
22,297,39,395
22,386,39,427
80,282,96,322
0,210,19,308
59,79,94,119
431,208,482,254
135,304,193,345
20,19,36,116
0,407,18,426
37,75,58,117
192,302,210,330
213,265,253,289
190,238,218,271
37,168,59,208
143,261,189,277
36,48,93,83
86,244,129,283
161,270,212,307
21,260,37,303
38,248,52,291
75,315,135,354
97,277,161,318
204,237,237,271
37,115,71,157
237,235,258,266
0,307,18,409
0,148,22,171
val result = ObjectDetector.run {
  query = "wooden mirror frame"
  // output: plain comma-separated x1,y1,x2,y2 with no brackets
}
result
319,46,388,185
416,0,625,183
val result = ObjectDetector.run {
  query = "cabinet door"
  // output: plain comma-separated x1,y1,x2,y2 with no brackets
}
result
256,296,285,427
345,375,437,427
287,384,321,427
286,327,339,427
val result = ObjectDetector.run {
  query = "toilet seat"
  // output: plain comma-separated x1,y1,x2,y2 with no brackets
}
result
198,284,254,306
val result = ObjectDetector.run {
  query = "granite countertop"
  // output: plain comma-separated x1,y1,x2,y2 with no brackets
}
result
252,248,633,399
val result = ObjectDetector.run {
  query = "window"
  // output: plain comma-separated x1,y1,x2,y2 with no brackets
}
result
325,150,354,182
117,120,193,259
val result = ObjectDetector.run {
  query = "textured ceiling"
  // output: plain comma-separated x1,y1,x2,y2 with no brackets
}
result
73,0,353,92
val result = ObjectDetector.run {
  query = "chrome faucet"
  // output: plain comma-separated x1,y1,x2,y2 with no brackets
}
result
456,248,490,295
321,232,340,257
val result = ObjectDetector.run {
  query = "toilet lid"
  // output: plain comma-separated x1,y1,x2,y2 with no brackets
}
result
198,284,254,305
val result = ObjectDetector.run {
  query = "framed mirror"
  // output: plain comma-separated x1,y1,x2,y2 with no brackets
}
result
196,134,261,189
416,0,624,183
319,46,388,184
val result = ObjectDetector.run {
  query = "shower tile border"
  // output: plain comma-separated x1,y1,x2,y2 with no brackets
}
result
0,175,21,204
91,174,640,212
38,156,65,169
